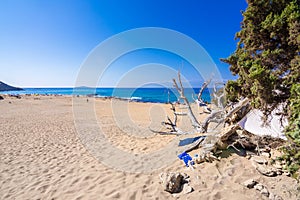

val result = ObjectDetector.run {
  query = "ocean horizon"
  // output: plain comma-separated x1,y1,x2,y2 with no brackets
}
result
0,87,212,103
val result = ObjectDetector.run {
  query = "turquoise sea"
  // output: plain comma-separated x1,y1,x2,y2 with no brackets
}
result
0,87,211,103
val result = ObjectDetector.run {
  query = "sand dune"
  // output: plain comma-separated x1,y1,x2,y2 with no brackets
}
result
0,96,298,200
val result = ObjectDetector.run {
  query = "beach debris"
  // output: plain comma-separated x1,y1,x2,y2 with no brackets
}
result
178,152,194,167
242,179,283,199
195,150,219,164
178,136,204,147
0,95,4,100
150,71,250,136
159,172,192,194
238,107,288,140
150,71,288,174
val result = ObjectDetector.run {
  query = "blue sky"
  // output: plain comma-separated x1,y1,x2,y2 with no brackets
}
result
0,0,247,87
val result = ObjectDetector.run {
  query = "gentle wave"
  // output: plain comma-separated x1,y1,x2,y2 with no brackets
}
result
0,88,212,103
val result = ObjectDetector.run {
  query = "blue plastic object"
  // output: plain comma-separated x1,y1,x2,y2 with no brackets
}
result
178,152,194,167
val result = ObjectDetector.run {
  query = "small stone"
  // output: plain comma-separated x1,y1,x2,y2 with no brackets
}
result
243,179,257,188
160,172,191,194
255,164,277,177
283,171,291,176
251,156,268,165
181,173,189,181
260,187,269,197
269,193,275,200
254,183,264,191
254,183,270,197
261,147,271,153
269,193,283,200
276,170,282,175
261,152,271,158
160,172,184,193
236,130,244,135
272,161,283,170
182,183,193,194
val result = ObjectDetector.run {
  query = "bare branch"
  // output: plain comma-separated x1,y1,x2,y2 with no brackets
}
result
201,110,224,132
183,136,206,152
148,127,185,135
171,71,203,132
152,71,250,136
225,98,250,119
172,79,181,96
213,82,226,109
178,71,185,97
197,79,211,101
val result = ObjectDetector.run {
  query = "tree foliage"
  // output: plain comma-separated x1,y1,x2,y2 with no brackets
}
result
222,0,300,175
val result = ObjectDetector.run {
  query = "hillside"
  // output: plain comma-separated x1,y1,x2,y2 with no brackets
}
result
0,81,23,92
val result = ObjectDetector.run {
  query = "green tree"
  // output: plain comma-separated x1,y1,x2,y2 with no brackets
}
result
222,0,300,176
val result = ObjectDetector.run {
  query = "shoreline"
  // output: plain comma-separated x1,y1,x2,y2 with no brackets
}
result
0,93,181,104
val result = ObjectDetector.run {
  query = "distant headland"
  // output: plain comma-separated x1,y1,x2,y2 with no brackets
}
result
0,81,23,91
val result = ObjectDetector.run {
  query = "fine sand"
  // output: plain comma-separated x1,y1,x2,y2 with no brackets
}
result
0,95,299,200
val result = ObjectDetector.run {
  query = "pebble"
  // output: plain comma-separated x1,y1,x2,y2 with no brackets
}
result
243,179,257,189
272,161,283,170
254,183,264,191
254,163,277,177
261,152,271,158
182,183,193,194
269,193,283,200
260,187,269,197
160,172,193,194
251,155,268,165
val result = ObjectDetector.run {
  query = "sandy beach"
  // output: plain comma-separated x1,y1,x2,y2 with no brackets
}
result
0,95,299,200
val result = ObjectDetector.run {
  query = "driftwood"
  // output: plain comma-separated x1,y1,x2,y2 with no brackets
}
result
150,71,261,160
172,72,202,131
152,71,233,135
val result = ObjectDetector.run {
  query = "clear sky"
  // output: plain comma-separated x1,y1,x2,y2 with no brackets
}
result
0,0,247,87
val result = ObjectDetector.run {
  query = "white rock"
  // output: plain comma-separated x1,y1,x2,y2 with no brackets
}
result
243,179,257,188
160,172,190,194
269,193,275,200
251,155,268,165
254,183,264,191
182,183,193,194
269,192,283,200
260,187,269,197
272,161,283,170
261,152,271,158
160,172,184,193
255,164,277,177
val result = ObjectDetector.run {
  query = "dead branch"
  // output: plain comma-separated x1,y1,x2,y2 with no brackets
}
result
150,71,250,137
201,110,224,132
173,71,202,130
225,98,250,120
183,136,206,152
197,79,211,102
150,101,189,135
195,79,212,114
213,82,225,109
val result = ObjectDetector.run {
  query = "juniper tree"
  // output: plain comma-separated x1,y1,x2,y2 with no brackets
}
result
222,0,300,176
